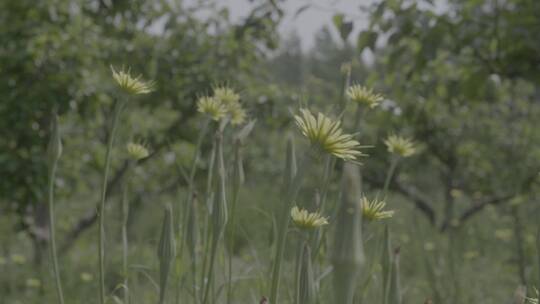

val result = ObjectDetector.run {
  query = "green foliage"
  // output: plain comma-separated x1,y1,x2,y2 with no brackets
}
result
2,1,540,304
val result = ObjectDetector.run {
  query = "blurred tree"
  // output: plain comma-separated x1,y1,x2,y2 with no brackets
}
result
356,0,540,230
0,0,282,262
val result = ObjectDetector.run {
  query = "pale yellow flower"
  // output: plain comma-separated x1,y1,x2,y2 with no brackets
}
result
294,108,365,162
290,206,328,229
213,85,240,105
384,134,416,158
208,86,248,125
228,103,247,125
361,197,394,222
197,96,227,121
111,65,155,95
346,85,384,109
126,143,149,160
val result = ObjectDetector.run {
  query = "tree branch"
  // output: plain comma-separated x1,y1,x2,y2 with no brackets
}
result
440,193,514,232
392,180,437,226
59,145,166,254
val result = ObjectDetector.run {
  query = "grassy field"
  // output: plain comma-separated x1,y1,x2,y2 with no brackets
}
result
1,1,540,304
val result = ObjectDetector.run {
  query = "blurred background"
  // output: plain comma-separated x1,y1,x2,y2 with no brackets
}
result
1,0,540,303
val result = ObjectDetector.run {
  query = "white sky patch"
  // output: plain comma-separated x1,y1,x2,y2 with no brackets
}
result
184,0,376,51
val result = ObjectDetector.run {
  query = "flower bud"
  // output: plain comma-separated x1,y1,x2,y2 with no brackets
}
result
297,243,315,304
157,204,176,304
47,113,62,165
331,163,365,304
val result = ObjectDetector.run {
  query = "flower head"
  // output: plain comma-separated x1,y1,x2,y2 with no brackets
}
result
126,143,149,160
228,103,247,125
209,85,247,125
197,96,227,121
213,85,240,105
361,197,394,222
346,85,383,109
111,65,155,95
290,206,328,229
294,108,365,162
384,134,416,158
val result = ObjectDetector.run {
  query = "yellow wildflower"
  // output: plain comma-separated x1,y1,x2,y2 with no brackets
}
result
384,134,417,158
197,96,227,121
346,85,384,109
290,206,328,229
361,197,394,222
111,65,155,95
126,143,149,160
294,108,365,162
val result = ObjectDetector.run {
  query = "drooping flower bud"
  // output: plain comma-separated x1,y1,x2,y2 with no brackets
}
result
47,113,62,165
296,243,316,304
157,204,176,304
331,163,365,304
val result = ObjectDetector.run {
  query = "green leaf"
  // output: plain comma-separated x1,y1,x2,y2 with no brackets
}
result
357,30,378,51
332,14,353,42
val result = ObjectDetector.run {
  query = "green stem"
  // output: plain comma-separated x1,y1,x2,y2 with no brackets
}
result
98,100,124,304
121,164,132,304
48,151,65,304
199,137,217,302
202,237,219,304
294,238,303,304
537,224,540,300
202,133,227,304
269,155,310,304
338,63,352,113
176,119,209,304
382,157,399,198
227,143,242,304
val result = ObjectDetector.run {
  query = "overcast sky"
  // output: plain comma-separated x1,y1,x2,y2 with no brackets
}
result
194,0,376,51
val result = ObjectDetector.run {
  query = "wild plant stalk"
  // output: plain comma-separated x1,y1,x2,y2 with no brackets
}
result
158,204,177,304
381,226,392,304
382,156,399,197
269,139,311,304
357,230,384,300
98,99,125,304
121,166,132,304
311,156,334,263
47,112,65,304
227,140,243,304
537,225,540,301
331,163,365,304
199,142,217,302
185,194,199,304
174,118,209,304
295,233,315,304
202,131,228,304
